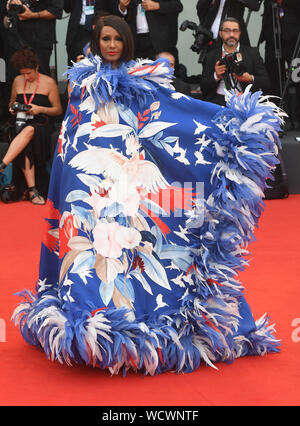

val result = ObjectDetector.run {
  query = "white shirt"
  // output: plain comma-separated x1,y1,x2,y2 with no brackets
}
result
211,0,226,39
80,0,94,26
119,2,150,34
136,3,149,34
215,43,242,95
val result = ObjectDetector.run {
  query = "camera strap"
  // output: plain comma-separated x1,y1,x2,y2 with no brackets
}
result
23,72,40,106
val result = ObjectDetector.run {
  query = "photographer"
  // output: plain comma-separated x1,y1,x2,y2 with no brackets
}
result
1,0,63,84
118,0,183,65
196,0,260,48
201,17,270,106
0,47,62,204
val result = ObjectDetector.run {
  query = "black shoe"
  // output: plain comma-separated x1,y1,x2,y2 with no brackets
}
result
26,186,45,205
0,161,7,173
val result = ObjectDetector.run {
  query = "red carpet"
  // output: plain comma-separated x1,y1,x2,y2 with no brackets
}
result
0,196,299,406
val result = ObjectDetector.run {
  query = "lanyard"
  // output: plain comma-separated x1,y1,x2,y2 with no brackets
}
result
23,72,40,105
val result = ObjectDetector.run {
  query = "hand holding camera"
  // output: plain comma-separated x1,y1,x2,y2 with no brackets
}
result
9,101,31,114
10,102,34,134
215,60,227,80
233,72,254,83
7,0,40,20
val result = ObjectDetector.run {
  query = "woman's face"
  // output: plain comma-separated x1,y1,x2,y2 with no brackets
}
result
99,26,124,67
20,67,38,83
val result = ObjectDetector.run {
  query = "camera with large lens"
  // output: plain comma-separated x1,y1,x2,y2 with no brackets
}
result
11,102,33,134
219,52,246,76
180,20,214,63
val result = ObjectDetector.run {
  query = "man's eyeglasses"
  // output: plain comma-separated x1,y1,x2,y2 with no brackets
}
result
221,28,241,34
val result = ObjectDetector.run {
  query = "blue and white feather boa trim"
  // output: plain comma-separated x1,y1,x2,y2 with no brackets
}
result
65,56,174,109
12,87,282,375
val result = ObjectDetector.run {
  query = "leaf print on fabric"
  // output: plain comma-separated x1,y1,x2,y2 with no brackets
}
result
115,274,135,302
139,252,171,291
130,270,153,295
70,251,96,274
99,281,114,306
67,236,93,251
94,255,124,285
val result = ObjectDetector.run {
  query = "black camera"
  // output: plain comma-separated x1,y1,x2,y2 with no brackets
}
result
180,20,214,63
219,52,246,76
11,102,31,113
11,102,33,134
8,3,25,14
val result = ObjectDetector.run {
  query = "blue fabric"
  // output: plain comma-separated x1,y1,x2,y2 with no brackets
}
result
12,57,281,375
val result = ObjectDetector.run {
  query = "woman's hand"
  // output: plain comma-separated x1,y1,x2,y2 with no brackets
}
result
27,104,45,116
215,61,226,80
9,105,17,115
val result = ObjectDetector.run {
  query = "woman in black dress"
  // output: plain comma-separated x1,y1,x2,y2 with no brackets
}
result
0,47,62,204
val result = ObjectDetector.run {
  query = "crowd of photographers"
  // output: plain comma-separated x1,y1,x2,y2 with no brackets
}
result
0,0,299,202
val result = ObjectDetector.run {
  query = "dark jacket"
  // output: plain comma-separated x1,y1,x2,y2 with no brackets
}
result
1,0,63,49
64,0,113,48
201,44,270,100
125,0,183,53
196,0,260,46
260,0,300,44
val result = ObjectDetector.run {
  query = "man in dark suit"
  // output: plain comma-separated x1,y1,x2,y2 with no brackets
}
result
196,0,260,47
201,17,270,106
64,0,117,65
118,0,183,64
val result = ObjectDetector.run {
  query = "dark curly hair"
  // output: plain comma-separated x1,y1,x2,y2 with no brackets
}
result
11,46,39,71
91,14,134,63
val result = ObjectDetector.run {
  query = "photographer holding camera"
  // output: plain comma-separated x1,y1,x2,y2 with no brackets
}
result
0,47,62,204
201,17,270,106
1,0,63,84
196,0,260,49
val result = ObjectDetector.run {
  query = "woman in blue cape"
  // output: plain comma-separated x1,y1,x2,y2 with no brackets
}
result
13,15,281,375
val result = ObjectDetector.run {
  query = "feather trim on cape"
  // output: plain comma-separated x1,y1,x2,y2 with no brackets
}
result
12,59,282,375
